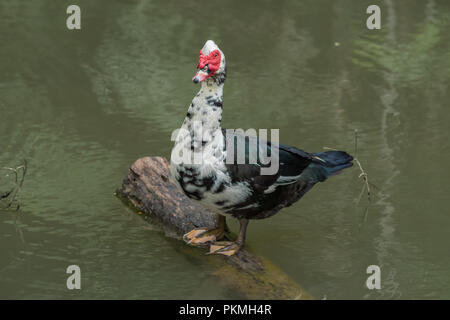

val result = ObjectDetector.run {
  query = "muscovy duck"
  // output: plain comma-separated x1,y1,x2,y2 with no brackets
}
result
170,40,353,256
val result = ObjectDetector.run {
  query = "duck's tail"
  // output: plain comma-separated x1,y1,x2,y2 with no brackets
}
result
305,151,354,182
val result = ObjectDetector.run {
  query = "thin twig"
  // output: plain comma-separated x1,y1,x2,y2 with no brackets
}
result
0,160,27,210
323,130,371,204
353,130,371,202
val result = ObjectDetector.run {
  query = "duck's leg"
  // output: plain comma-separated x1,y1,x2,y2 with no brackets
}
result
183,215,226,246
208,218,248,256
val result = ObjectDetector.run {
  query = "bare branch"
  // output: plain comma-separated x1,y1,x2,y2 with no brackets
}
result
0,160,27,210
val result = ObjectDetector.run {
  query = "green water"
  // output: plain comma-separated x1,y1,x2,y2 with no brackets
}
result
1,0,449,299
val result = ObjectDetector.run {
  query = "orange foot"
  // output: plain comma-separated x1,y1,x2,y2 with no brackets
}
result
207,241,243,256
183,227,225,246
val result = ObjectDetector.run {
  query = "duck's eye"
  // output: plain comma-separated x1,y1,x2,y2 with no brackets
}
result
214,53,218,57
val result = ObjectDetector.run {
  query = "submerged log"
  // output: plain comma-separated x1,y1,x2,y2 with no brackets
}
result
116,156,313,300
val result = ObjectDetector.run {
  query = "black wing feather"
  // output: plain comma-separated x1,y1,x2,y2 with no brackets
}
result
223,129,312,189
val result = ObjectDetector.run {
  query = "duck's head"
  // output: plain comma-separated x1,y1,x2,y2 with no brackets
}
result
192,40,226,85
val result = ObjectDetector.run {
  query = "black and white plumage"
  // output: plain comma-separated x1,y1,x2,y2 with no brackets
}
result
170,40,353,255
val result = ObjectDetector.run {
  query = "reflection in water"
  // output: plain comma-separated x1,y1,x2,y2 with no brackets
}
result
370,0,401,299
0,0,449,299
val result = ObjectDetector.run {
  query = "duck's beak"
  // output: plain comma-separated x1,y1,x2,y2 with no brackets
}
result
192,70,208,83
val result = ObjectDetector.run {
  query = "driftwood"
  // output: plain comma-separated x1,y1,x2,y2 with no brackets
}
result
116,156,313,300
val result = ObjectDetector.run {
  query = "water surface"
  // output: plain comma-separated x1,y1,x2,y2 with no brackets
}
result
1,0,449,299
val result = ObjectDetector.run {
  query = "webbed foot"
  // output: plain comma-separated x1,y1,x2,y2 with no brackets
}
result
207,241,243,256
183,215,226,246
183,227,225,246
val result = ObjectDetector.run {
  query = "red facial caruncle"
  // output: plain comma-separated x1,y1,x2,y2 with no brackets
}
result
192,49,221,83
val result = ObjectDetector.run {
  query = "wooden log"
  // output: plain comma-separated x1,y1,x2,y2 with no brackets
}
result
116,156,313,300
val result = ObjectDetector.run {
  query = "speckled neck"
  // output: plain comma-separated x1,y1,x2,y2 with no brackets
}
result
181,80,224,149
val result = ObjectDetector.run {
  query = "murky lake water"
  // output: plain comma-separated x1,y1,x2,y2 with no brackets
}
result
1,0,449,299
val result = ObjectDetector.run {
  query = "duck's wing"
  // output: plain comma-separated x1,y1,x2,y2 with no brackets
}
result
222,129,313,191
